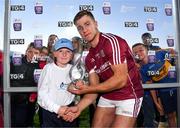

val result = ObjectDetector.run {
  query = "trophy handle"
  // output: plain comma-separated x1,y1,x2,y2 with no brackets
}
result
69,53,86,84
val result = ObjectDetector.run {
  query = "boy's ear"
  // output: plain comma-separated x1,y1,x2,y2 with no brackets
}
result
70,53,74,60
53,51,57,57
95,20,98,27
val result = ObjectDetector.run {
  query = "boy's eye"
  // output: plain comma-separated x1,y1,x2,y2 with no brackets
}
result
27,51,33,54
66,50,71,53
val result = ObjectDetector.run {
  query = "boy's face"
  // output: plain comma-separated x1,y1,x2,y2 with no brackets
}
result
75,15,98,43
132,45,148,62
53,48,73,66
40,48,49,57
142,36,151,46
26,47,40,62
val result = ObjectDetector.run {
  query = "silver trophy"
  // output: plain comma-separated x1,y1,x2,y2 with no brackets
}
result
69,38,86,89
69,53,85,84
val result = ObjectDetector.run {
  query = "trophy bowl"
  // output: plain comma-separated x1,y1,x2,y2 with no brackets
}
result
69,53,85,83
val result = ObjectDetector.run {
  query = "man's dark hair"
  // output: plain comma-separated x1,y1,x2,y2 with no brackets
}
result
73,10,95,25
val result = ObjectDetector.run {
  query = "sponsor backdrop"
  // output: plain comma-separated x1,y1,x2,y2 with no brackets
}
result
0,0,178,84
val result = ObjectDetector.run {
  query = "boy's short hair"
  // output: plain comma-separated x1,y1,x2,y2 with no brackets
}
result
26,42,41,51
132,43,147,49
41,46,48,51
141,32,152,40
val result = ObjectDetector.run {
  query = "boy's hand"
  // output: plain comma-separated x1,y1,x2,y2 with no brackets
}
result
57,106,68,118
62,106,80,122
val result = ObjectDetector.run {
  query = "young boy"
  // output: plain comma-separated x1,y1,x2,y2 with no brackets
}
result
10,42,41,127
132,43,177,127
37,38,78,127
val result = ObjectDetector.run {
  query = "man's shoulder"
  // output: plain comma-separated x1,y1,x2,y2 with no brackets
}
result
101,33,124,41
100,33,127,49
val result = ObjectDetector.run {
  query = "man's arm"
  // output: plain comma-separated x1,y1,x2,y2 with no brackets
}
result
95,63,128,92
76,72,99,113
69,63,128,94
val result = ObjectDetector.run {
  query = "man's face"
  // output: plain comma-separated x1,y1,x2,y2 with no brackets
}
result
75,15,98,43
132,45,148,62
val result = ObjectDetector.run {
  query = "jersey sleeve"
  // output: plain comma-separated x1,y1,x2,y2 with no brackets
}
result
104,35,128,65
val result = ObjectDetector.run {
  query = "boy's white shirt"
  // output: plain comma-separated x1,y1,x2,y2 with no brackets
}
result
37,62,75,114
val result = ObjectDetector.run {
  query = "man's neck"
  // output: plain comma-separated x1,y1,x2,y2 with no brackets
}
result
90,31,100,48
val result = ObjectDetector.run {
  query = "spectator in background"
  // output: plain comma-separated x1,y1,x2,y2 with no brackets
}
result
132,43,177,127
71,36,84,66
33,46,49,127
132,43,164,127
39,46,49,69
141,32,161,51
40,46,49,57
72,36,83,53
10,42,41,127
142,32,168,127
47,34,58,62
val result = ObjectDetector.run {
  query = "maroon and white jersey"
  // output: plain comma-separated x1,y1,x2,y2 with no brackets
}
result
85,33,144,100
